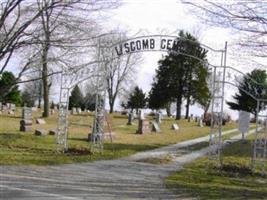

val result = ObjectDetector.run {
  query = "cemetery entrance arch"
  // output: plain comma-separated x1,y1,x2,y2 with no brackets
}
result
56,33,266,173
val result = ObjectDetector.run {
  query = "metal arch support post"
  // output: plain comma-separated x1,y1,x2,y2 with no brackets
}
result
209,41,227,167
219,41,227,165
91,38,107,153
252,99,267,174
56,72,70,153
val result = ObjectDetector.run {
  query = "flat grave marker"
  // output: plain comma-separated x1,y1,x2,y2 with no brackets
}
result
172,123,179,131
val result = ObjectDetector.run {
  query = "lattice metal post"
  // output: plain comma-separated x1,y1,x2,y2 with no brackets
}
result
209,42,227,166
91,38,107,153
56,72,70,152
252,100,267,174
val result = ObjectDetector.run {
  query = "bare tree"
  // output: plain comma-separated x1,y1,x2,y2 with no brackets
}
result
20,0,121,117
0,0,67,75
99,34,143,113
182,0,267,57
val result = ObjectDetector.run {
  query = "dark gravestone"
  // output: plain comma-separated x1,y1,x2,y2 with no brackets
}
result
136,119,150,134
152,121,161,132
127,113,133,125
20,107,32,132
35,129,47,136
49,129,57,135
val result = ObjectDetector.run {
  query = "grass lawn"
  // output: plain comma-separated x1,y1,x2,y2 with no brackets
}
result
165,133,267,200
0,108,237,165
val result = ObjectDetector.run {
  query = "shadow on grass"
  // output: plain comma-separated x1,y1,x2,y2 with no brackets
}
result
222,140,253,158
167,182,267,200
0,133,23,141
2,115,21,119
104,143,161,152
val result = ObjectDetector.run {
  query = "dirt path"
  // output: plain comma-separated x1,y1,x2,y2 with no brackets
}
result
0,129,253,200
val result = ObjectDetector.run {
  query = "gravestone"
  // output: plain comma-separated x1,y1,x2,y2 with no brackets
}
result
0,102,2,110
77,107,82,114
152,121,161,132
36,118,46,124
138,110,145,120
2,105,8,111
198,118,203,127
50,109,55,115
127,112,133,125
31,107,38,112
49,129,57,135
20,107,32,132
8,110,14,115
71,107,77,115
6,103,10,110
171,123,179,130
155,112,162,124
35,129,47,136
239,110,250,140
10,103,16,111
136,119,150,134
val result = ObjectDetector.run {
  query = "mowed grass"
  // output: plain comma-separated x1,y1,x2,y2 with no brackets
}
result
165,133,267,200
0,108,237,165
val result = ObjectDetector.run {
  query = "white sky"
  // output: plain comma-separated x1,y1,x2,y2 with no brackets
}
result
104,0,242,117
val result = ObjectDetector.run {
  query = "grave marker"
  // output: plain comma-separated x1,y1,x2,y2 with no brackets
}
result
136,119,150,134
36,118,46,124
171,123,179,130
20,107,32,132
239,110,250,140
127,112,133,125
152,121,161,132
198,118,204,127
77,107,82,114
155,112,162,124
35,129,47,136
71,107,77,115
10,103,16,111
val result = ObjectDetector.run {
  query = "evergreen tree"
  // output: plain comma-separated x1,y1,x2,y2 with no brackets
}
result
227,69,267,118
69,85,84,109
149,31,209,119
0,71,21,105
126,86,146,112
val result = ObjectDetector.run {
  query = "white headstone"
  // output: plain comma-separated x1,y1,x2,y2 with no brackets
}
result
239,111,250,133
172,123,179,130
238,111,250,139
152,121,161,132
156,112,162,124
139,110,145,120
71,107,77,115
36,118,46,124
77,107,82,114
198,119,203,127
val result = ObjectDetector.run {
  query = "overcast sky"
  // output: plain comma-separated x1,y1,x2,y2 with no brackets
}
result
104,0,241,117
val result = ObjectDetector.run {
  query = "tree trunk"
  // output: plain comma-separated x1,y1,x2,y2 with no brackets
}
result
109,98,114,113
185,95,190,120
42,46,49,118
38,82,42,108
165,102,171,117
176,95,182,120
